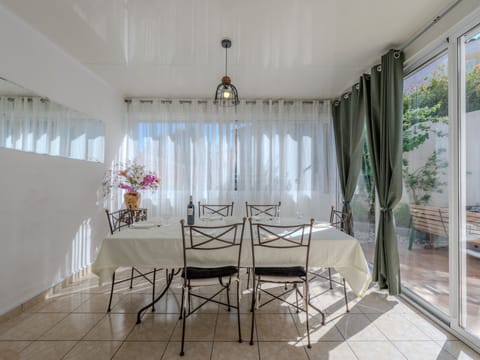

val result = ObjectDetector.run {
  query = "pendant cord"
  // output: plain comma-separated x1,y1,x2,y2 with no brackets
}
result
225,47,228,76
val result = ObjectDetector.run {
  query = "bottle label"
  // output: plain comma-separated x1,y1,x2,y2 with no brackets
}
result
187,208,193,216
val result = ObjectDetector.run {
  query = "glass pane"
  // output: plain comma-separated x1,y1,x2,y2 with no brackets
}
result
398,51,449,315
461,25,480,336
352,137,376,261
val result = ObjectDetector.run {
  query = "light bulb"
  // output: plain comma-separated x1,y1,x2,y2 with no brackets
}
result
222,89,232,99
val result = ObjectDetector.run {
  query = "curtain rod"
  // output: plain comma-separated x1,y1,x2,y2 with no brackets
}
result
124,98,326,105
1,95,49,103
400,0,463,51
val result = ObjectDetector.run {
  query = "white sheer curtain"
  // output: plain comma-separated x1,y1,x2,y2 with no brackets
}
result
0,96,104,162
125,99,335,219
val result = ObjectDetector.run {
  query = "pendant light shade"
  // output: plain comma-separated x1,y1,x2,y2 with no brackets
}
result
214,39,239,107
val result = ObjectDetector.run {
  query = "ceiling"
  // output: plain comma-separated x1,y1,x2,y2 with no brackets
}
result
0,77,34,96
0,0,456,99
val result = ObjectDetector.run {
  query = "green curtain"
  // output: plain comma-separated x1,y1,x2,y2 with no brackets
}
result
332,84,366,236
363,49,404,295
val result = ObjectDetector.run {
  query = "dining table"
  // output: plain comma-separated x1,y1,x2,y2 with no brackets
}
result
92,216,372,323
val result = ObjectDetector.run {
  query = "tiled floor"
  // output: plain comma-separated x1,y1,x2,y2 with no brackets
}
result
1,268,480,360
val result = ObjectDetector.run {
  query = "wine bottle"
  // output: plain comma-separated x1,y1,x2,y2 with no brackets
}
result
187,195,195,225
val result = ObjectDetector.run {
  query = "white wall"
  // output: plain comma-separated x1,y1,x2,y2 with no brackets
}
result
0,5,124,314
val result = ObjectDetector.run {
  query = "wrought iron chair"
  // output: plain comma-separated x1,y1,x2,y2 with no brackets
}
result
130,208,148,223
104,208,158,312
179,218,246,356
245,201,281,218
198,201,234,218
248,217,315,348
244,201,282,287
309,205,351,312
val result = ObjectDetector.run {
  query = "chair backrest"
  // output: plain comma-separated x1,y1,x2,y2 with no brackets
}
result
131,208,148,223
105,208,148,235
248,218,314,270
329,205,352,233
198,202,234,218
245,201,281,217
105,209,132,234
180,218,246,271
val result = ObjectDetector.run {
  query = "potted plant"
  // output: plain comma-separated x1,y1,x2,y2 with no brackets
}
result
103,162,160,209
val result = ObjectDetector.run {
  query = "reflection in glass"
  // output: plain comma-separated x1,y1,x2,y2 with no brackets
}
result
0,78,104,162
398,51,449,315
462,27,480,337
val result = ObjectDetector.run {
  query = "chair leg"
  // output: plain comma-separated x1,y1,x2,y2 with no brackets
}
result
328,268,333,289
295,283,299,313
180,299,187,356
246,268,250,289
151,268,156,312
226,284,231,312
179,287,185,320
343,278,349,312
107,272,116,312
249,278,256,345
188,288,192,314
130,267,135,289
303,281,311,349
236,280,242,343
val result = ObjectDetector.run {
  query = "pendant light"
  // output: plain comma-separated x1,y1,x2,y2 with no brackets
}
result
214,39,239,106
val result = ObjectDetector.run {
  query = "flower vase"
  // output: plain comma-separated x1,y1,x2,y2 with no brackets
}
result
124,192,141,210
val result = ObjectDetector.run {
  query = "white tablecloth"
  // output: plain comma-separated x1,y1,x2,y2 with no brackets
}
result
92,218,372,297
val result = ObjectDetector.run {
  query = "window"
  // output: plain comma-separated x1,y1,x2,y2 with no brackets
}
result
124,99,335,218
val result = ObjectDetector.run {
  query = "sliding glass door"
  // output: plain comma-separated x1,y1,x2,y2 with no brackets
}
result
398,51,450,316
397,15,480,347
459,23,480,338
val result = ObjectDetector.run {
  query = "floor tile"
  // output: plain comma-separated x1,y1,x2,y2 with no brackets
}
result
258,341,309,360
366,313,431,341
355,291,401,314
392,340,456,360
20,341,77,360
83,314,136,341
348,340,407,360
63,341,122,360
161,341,212,359
404,313,457,341
2,265,480,360
0,313,67,340
307,341,357,360
436,340,480,360
73,294,121,313
214,314,251,342
295,315,344,342
0,341,31,359
113,341,167,360
29,294,88,313
39,313,104,340
254,313,300,341
170,314,217,341
110,293,157,313
211,341,259,359
334,313,386,341
126,314,178,341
